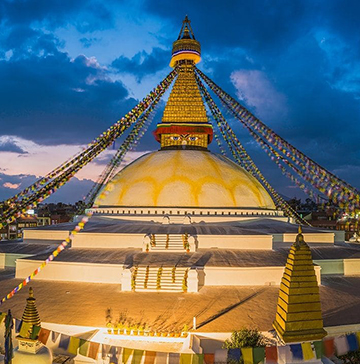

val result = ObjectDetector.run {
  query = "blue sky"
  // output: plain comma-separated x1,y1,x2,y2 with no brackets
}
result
0,0,360,202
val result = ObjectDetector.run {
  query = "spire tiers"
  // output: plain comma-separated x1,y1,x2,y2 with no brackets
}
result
273,227,327,343
154,17,213,150
21,287,41,327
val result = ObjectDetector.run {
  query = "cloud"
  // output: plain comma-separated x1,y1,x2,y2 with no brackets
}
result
0,138,27,154
112,47,169,81
0,35,137,145
230,69,288,121
3,182,20,189
0,0,114,33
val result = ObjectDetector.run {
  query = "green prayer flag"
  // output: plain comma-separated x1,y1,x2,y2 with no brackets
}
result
193,354,204,364
313,341,323,359
123,348,133,364
132,350,144,364
79,339,90,356
253,347,265,364
30,325,41,340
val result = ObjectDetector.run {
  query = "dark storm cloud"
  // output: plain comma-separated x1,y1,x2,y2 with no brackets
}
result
0,30,137,145
0,0,114,32
112,47,170,81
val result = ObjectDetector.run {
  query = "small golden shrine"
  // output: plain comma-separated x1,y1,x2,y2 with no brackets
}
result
273,227,327,343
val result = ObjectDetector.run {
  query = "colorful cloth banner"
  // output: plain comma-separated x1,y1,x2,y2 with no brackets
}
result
38,328,51,345
132,350,144,364
241,348,253,364
265,346,277,363
253,347,265,364
346,333,358,352
313,341,323,359
68,336,80,355
123,347,133,364
323,338,335,358
334,336,349,356
155,351,168,364
79,339,90,357
88,341,100,360
203,354,214,364
301,342,314,361
144,351,156,364
180,353,192,364
169,353,180,364
228,348,241,362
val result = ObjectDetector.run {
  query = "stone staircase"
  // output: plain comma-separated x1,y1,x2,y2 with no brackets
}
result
148,234,190,252
132,266,188,292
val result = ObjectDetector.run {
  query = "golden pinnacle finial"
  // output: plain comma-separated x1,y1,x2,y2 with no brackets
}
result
295,225,305,246
29,287,34,298
170,16,201,67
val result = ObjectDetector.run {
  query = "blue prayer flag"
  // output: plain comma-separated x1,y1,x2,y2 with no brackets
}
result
228,348,241,362
58,334,70,350
347,333,359,352
290,344,303,360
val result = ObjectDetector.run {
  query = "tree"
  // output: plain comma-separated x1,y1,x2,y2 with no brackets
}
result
223,328,264,363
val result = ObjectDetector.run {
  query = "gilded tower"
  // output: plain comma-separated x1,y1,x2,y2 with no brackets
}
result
154,16,213,150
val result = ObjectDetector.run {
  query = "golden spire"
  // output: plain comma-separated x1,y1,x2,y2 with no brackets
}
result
154,16,213,149
170,16,201,67
273,229,327,343
21,287,41,327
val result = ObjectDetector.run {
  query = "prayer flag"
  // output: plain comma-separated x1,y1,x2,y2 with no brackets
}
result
79,339,90,357
323,338,335,357
277,346,292,362
346,333,359,352
265,346,277,363
0,313,6,324
155,352,168,364
68,336,80,355
301,342,314,361
204,354,214,364
123,348,133,364
290,344,303,360
253,347,265,364
214,349,227,364
15,319,22,333
241,348,253,364
228,348,241,362
132,350,144,364
38,328,51,345
169,353,180,364
58,334,70,350
102,344,111,358
110,346,120,364
144,351,156,364
19,322,32,338
180,353,192,364
88,342,100,359
51,331,60,343
313,341,322,359
30,325,41,340
193,354,204,364
334,336,349,356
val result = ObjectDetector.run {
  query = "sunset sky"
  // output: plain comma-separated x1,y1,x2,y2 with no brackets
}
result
0,0,360,203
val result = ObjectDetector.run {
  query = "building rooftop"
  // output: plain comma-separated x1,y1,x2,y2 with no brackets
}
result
0,274,359,333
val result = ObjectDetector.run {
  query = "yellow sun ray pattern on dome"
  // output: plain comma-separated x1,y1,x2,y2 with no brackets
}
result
96,150,275,209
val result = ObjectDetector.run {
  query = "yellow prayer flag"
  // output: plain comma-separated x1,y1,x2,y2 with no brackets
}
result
241,348,254,364
19,322,33,338
0,313,7,324
356,332,360,346
301,342,314,361
68,336,80,355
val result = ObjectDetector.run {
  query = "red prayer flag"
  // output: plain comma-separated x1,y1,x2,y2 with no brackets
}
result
87,342,100,359
38,328,51,345
204,354,214,364
323,338,335,357
144,351,156,364
265,346,278,363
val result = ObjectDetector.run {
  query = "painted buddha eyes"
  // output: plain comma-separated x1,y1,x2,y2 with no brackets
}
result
170,135,198,141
